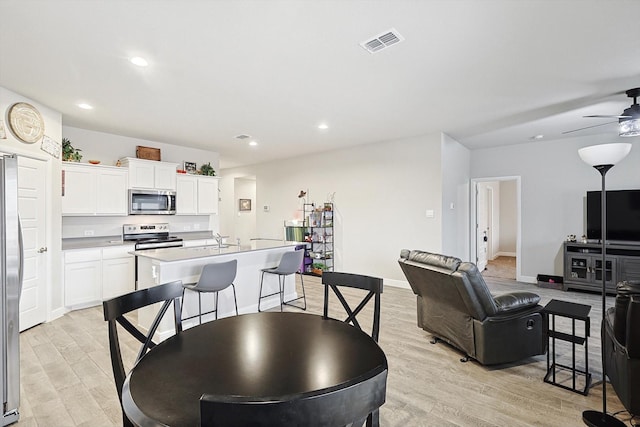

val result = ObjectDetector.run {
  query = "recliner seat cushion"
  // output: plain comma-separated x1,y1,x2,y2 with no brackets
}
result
614,281,640,345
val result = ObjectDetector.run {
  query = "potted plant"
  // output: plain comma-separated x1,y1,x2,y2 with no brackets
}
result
311,262,326,276
62,138,82,162
199,162,216,176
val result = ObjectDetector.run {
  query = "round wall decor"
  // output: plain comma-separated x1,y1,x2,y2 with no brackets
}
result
7,102,45,143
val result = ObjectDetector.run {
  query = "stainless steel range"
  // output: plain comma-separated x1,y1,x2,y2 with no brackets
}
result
123,223,184,250
124,223,183,287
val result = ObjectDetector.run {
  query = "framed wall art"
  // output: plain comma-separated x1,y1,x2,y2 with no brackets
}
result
183,161,197,174
239,199,252,211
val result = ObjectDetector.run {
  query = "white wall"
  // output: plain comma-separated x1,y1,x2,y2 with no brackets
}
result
478,181,501,260
234,177,256,245
222,133,447,284
471,134,640,279
441,133,471,260
499,180,517,254
0,86,64,320
62,126,220,171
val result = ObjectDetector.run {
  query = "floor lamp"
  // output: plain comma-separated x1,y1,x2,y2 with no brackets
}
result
579,142,632,427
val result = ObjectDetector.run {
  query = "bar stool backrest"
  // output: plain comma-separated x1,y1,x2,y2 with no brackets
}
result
195,260,238,292
271,249,304,275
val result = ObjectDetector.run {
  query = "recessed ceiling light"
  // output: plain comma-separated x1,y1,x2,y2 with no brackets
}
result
249,140,258,147
530,134,544,140
317,123,329,130
130,57,148,67
77,103,93,110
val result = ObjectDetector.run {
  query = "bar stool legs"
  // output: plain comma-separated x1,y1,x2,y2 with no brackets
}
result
257,271,306,312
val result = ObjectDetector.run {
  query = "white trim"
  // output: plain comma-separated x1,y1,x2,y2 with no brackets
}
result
384,278,411,290
495,251,516,258
519,275,536,284
48,307,67,322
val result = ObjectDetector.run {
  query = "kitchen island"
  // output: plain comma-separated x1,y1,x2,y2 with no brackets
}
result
133,240,302,338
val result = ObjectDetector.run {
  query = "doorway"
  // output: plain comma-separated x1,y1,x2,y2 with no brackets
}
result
471,177,521,281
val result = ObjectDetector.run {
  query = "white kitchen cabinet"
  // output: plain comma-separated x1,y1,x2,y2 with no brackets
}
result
62,162,128,216
64,249,102,306
120,157,178,190
64,245,135,307
176,174,219,215
197,176,219,214
176,175,198,214
101,246,136,300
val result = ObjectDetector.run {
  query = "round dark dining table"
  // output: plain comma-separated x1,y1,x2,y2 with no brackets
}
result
121,311,388,426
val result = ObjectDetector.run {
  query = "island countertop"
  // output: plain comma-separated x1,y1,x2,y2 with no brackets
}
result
131,239,300,262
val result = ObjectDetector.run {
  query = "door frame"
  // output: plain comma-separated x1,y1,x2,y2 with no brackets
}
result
470,176,522,281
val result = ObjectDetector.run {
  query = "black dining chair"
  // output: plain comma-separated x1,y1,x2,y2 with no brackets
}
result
102,280,184,427
200,391,383,427
321,271,384,342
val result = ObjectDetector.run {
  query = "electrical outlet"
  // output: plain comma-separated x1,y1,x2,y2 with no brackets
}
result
193,224,200,230
84,230,94,236
184,225,191,231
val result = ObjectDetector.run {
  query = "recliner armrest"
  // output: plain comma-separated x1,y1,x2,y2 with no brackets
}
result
627,296,640,358
493,292,541,314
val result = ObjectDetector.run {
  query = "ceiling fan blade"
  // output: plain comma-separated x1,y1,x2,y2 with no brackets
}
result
583,114,632,118
562,121,618,135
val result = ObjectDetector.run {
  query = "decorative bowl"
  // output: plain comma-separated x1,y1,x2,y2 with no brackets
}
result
88,160,100,165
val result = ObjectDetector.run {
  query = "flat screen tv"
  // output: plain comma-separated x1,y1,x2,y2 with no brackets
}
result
587,189,640,243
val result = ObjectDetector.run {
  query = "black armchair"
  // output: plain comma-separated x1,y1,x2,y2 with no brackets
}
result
398,249,546,365
603,281,640,415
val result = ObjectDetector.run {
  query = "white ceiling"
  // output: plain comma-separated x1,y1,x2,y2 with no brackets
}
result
1,0,639,168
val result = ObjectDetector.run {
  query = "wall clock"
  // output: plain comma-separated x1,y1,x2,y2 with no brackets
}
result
7,102,45,143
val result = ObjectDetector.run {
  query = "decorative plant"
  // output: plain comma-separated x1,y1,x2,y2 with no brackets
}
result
199,162,216,176
62,138,82,162
311,262,326,275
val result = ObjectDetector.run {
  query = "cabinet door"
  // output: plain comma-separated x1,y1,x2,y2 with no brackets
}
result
64,259,102,306
197,177,219,214
128,162,155,189
154,163,178,190
566,255,590,283
176,175,198,215
96,169,128,215
102,257,135,300
62,165,97,215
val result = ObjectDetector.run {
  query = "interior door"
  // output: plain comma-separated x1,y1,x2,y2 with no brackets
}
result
18,156,47,331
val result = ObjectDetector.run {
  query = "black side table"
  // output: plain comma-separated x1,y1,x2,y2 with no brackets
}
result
542,299,592,395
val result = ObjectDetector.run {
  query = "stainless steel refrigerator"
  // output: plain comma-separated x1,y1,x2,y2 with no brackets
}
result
1,154,21,426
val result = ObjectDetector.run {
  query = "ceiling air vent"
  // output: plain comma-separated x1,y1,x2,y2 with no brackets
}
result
235,134,251,140
360,28,404,54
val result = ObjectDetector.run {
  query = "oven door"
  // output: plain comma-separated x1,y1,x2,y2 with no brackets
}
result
129,189,176,215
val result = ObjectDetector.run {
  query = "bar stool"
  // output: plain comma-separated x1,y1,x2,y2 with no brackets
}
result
257,249,306,312
182,260,238,325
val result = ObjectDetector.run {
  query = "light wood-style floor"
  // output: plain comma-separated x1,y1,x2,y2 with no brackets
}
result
16,275,636,426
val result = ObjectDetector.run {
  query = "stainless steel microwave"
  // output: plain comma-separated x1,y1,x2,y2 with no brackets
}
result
129,189,176,215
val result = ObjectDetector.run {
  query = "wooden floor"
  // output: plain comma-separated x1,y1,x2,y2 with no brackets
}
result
16,275,635,426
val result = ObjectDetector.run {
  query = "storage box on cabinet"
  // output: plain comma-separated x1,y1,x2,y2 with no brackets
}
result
62,162,128,216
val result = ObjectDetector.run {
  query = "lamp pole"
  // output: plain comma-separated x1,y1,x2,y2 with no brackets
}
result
579,143,631,427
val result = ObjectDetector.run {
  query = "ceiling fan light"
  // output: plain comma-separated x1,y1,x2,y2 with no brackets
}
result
619,118,640,137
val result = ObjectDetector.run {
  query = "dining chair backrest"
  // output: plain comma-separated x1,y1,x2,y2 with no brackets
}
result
102,280,184,427
321,271,384,342
200,389,382,427
195,260,238,292
271,249,304,275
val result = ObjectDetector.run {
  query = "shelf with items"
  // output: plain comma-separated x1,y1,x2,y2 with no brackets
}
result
284,202,334,276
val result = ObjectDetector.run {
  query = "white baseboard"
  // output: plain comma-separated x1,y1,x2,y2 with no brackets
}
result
495,252,516,258
384,278,411,290
48,307,67,323
518,275,536,284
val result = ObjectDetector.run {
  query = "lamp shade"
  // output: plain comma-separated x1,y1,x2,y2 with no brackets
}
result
578,143,632,167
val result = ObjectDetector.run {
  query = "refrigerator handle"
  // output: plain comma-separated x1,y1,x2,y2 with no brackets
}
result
18,215,24,299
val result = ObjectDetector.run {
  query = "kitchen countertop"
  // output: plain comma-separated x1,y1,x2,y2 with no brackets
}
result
132,240,301,262
62,231,219,251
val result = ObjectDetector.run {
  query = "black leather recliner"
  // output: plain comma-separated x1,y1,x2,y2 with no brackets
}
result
398,249,546,365
603,281,640,415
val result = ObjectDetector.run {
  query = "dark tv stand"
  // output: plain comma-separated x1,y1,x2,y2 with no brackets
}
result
563,242,640,294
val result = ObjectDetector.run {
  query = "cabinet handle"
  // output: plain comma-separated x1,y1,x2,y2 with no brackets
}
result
38,247,48,253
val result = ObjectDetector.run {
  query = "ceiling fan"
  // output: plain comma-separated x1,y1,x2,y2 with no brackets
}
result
562,88,640,136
